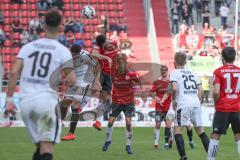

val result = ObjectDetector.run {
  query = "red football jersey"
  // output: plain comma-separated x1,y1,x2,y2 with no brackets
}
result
151,79,171,112
93,39,119,75
111,62,139,105
213,64,240,112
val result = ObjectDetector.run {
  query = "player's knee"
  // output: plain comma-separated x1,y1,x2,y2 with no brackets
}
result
155,123,161,129
211,133,221,140
107,122,113,128
126,124,132,131
195,127,204,135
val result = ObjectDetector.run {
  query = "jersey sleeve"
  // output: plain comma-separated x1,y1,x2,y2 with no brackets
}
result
170,70,178,83
195,74,202,86
213,69,221,85
16,45,27,60
166,83,172,94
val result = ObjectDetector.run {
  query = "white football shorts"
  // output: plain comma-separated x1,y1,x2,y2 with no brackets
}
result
19,95,61,144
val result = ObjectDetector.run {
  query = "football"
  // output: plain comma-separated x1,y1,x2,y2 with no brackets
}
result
81,5,95,19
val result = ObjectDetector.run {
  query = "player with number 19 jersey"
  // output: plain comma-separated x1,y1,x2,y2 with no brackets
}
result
213,64,240,112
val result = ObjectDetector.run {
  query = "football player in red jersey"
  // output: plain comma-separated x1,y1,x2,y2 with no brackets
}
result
102,53,144,154
91,35,120,130
151,65,173,149
208,47,240,160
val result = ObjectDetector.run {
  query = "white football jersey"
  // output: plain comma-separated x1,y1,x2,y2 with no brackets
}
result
17,38,72,99
74,49,97,87
170,69,201,108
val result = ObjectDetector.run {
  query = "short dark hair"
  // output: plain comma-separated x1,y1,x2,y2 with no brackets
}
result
161,65,168,71
70,44,81,56
222,47,236,63
174,52,187,66
45,9,62,28
96,35,106,47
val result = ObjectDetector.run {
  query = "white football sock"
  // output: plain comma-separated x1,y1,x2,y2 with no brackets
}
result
207,139,219,160
125,129,133,146
236,140,240,158
154,128,160,145
105,126,113,142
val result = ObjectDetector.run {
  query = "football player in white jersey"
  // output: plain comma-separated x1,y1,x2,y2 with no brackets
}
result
60,44,101,140
5,10,76,160
170,52,209,160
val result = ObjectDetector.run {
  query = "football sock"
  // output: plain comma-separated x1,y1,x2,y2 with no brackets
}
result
40,153,52,160
154,128,160,145
106,126,113,142
103,100,110,121
125,129,133,146
69,108,80,134
175,134,186,158
165,127,171,144
236,140,240,158
199,132,210,152
207,139,219,160
32,148,40,160
187,129,193,142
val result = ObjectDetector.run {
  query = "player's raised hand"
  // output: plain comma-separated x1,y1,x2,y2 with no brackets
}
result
92,80,102,91
172,100,177,111
106,57,112,65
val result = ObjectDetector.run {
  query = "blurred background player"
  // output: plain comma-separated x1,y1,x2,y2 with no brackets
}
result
208,47,240,160
5,9,76,160
91,35,120,130
150,65,173,150
170,52,209,160
60,44,101,140
102,53,144,154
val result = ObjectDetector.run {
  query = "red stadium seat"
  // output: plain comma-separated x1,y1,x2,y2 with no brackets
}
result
4,40,12,47
109,11,116,18
3,47,11,55
63,0,71,3
92,18,99,25
4,63,12,70
12,11,19,17
85,40,92,47
73,11,81,18
64,11,71,17
30,4,37,10
75,33,83,39
116,0,123,4
4,18,11,25
99,4,105,11
64,4,71,10
3,25,11,32
22,18,29,25
40,32,45,38
98,0,104,3
12,4,19,10
3,0,10,2
90,0,96,3
4,11,10,17
106,0,114,3
84,25,91,32
81,0,88,3
13,32,20,40
72,0,79,3
21,11,29,17
4,4,10,10
84,33,91,40
30,11,37,18
85,47,92,53
4,55,11,63
117,4,123,11
21,4,28,10
118,11,124,18
73,4,80,10
13,47,20,55
29,0,36,3
83,19,90,25
108,4,115,11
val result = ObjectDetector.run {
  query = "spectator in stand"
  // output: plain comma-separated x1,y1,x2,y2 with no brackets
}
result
110,30,120,43
200,75,210,103
215,0,223,16
64,17,75,33
225,0,233,8
181,1,189,25
190,24,197,34
73,17,84,33
195,0,202,23
0,56,2,93
0,27,6,45
201,0,209,7
202,5,210,27
66,31,75,45
37,0,48,11
0,12,4,25
57,32,69,47
171,3,179,34
12,17,22,33
29,29,40,41
109,20,118,32
11,0,23,4
29,17,42,33
175,0,182,22
20,29,29,46
54,0,64,10
202,22,211,35
98,14,108,35
220,3,229,29
188,0,194,25
46,0,55,8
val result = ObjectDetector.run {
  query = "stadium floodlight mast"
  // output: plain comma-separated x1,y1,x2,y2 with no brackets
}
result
234,0,239,53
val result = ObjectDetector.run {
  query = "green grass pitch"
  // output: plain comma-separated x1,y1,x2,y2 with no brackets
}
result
0,127,238,160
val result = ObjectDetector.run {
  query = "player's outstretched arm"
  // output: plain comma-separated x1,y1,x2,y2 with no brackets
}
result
197,84,204,102
92,49,112,63
171,82,177,110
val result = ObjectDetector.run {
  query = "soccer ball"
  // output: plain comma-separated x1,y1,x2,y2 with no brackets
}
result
81,5,95,19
